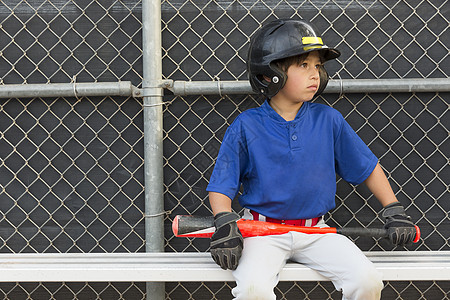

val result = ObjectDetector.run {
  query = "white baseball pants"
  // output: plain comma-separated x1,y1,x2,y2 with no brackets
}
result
231,229,383,300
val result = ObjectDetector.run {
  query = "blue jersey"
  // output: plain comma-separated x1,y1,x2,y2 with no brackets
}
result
206,100,378,220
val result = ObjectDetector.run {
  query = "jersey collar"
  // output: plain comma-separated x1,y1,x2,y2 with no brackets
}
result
261,99,308,123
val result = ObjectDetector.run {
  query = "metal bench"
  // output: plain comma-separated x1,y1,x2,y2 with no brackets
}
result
1,251,449,282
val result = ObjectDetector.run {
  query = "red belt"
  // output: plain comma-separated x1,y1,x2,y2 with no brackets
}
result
250,210,321,227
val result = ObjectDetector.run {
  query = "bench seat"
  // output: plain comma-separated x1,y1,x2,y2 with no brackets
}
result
0,251,448,282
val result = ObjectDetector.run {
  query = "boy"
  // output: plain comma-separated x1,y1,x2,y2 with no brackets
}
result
206,19,417,300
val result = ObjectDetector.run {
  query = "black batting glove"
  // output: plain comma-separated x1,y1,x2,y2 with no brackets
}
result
210,212,243,270
382,201,416,246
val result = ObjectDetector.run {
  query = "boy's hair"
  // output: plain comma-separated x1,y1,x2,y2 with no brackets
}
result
274,52,322,73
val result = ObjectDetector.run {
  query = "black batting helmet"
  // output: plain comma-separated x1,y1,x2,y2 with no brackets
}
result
247,19,340,98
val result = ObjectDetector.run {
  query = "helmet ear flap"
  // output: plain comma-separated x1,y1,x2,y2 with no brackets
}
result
316,66,329,96
254,65,287,98
266,70,287,98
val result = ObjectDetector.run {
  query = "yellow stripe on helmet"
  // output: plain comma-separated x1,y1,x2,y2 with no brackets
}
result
302,37,323,45
303,45,323,51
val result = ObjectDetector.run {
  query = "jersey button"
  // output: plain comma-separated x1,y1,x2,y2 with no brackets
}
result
292,135,297,141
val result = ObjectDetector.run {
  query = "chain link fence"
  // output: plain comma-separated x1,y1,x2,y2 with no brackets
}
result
0,0,449,299
1,0,148,298
0,0,143,85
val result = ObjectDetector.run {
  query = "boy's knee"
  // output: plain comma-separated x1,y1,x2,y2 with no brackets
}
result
232,281,276,300
342,265,383,300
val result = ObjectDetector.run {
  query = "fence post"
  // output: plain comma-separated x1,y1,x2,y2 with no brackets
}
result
142,0,165,299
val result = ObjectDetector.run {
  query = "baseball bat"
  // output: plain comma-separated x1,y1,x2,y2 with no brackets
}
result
172,215,420,243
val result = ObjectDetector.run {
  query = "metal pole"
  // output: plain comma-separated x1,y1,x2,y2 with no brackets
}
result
166,78,450,95
0,81,139,99
142,0,164,299
1,78,447,99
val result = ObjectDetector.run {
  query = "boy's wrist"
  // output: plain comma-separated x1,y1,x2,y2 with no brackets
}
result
382,200,401,208
214,212,240,228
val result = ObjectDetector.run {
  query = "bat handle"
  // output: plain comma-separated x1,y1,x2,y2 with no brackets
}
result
337,227,387,238
338,225,421,244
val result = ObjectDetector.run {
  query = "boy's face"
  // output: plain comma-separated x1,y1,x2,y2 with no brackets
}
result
274,51,321,104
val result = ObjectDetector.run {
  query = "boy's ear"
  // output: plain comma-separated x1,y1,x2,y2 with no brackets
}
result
263,75,271,82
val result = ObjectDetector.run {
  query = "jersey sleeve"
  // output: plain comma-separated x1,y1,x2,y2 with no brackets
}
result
334,117,378,185
206,121,248,200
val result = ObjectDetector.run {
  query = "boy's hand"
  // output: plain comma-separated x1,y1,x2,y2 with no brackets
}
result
382,201,416,246
210,212,243,270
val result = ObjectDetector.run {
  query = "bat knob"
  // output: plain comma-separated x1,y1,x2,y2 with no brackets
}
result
413,225,420,243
